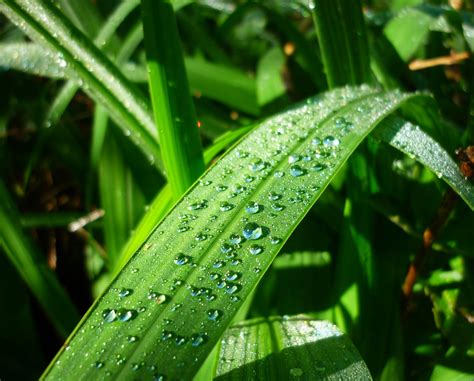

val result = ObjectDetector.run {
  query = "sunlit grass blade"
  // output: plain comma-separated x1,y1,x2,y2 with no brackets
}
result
375,116,474,210
0,180,79,338
116,125,255,272
42,86,425,380
141,0,205,200
312,0,371,87
215,316,372,380
0,0,164,173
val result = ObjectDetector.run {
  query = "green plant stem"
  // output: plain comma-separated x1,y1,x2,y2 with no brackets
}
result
312,0,371,88
141,0,205,200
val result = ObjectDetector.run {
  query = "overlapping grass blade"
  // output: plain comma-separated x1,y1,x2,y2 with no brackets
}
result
43,86,427,380
215,316,372,380
0,0,164,173
312,0,371,87
0,180,79,338
141,0,205,200
375,116,474,210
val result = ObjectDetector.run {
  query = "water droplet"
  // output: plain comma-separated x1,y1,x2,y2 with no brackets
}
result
274,170,285,178
230,295,240,303
162,330,174,341
249,244,264,255
268,191,282,201
232,184,246,194
220,243,233,254
174,253,191,265
156,294,167,305
225,271,240,281
213,260,225,269
229,233,243,244
310,163,327,172
323,135,340,148
290,165,306,177
207,309,223,321
174,335,187,346
242,222,263,240
131,363,142,371
311,137,322,146
117,309,136,322
195,233,208,242
93,361,104,369
118,288,133,298
102,309,117,323
215,184,228,192
210,272,221,281
177,224,190,233
127,336,138,343
271,203,285,212
237,150,249,158
249,158,266,172
231,258,242,266
219,201,234,212
216,280,227,289
244,175,255,183
288,154,301,164
191,332,208,347
148,291,158,300
270,236,281,245
245,201,261,214
225,283,240,294
188,200,207,211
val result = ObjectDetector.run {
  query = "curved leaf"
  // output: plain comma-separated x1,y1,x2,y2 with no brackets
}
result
375,116,474,210
43,86,421,380
215,316,372,380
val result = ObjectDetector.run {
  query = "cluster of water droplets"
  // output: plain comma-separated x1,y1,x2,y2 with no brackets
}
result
47,86,411,379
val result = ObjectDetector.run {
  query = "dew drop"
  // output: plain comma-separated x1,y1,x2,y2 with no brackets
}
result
288,154,301,164
229,233,243,244
219,201,234,212
289,165,306,177
210,272,221,281
191,332,208,347
127,336,138,343
310,163,327,172
242,222,263,240
156,294,167,305
245,201,261,214
117,309,136,322
118,288,133,298
271,203,285,212
220,243,233,254
268,191,282,201
249,244,264,255
225,270,240,281
290,367,304,377
207,309,223,321
195,233,208,242
322,135,340,148
174,253,191,265
93,361,104,369
174,335,187,346
102,309,117,323
231,258,242,266
213,260,226,269
215,184,228,192
225,283,240,294
249,158,266,172
188,200,207,211
274,170,285,178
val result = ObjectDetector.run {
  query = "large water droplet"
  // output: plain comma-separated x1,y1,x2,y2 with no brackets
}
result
188,200,207,211
102,309,117,323
245,201,261,214
323,135,340,148
249,244,264,255
249,158,266,172
117,309,136,322
310,163,327,172
174,253,191,265
207,309,223,321
219,201,234,212
225,283,240,294
288,154,301,164
242,222,263,240
195,233,208,242
191,332,208,347
118,288,133,298
229,233,243,244
225,270,240,281
290,165,306,177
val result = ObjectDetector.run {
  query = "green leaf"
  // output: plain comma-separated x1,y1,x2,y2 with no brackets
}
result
142,0,205,200
215,316,372,380
256,46,287,106
43,86,421,379
0,180,79,338
0,0,164,173
312,0,371,88
375,116,474,210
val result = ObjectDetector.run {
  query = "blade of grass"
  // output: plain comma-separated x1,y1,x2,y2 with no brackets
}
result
215,316,372,380
0,0,164,173
312,0,371,87
42,87,427,380
141,0,205,200
0,180,79,338
375,115,474,210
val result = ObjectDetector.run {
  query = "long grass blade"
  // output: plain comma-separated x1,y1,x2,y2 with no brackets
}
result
42,87,425,379
141,0,205,200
